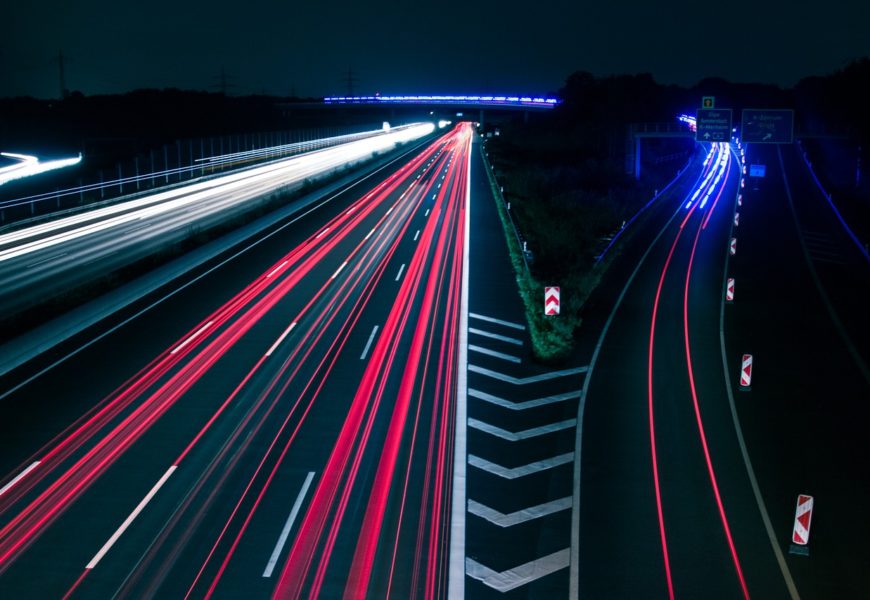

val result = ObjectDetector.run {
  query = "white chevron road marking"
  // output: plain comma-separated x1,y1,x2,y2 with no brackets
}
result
468,453,574,479
468,497,572,527
468,418,576,440
466,548,570,592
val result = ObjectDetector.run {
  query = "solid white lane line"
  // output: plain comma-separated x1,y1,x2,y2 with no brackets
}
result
468,497,572,527
468,364,587,384
468,312,525,331
468,388,580,411
360,325,379,360
266,322,297,357
330,261,347,280
315,227,330,239
424,208,430,217
395,264,406,282
414,230,420,241
468,327,523,345
0,461,40,497
468,418,576,441
86,466,177,569
466,549,570,592
468,344,521,363
266,260,288,278
171,321,213,355
385,206,393,215
364,227,376,240
263,471,315,578
448,133,471,600
468,453,574,479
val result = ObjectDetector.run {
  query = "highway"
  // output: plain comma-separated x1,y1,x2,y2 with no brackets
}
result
0,122,472,598
577,138,870,599
0,124,435,321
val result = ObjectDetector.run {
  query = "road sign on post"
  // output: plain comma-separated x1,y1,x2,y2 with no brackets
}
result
739,353,753,390
702,96,715,108
726,278,735,302
696,109,733,142
741,109,794,144
544,286,560,315
789,494,814,556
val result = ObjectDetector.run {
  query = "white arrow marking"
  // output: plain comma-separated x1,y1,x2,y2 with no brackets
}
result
468,497,572,527
468,453,573,479
468,418,576,441
468,364,587,384
466,549,570,592
468,388,580,410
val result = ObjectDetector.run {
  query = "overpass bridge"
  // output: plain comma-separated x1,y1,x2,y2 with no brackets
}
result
279,94,560,127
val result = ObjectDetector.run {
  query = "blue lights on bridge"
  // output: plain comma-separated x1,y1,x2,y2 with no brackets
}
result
323,95,559,108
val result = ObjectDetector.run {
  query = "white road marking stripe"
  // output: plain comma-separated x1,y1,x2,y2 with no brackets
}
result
263,471,315,577
386,206,393,215
448,135,471,600
315,227,330,239
468,312,525,330
266,260,288,278
468,418,576,440
266,322,297,357
171,321,213,355
466,549,570,592
468,453,573,479
424,208,430,217
468,327,522,345
395,263,406,281
365,227,376,240
468,344,521,363
0,461,40,497
468,497,572,527
360,325,379,360
414,230,420,241
468,364,587,384
331,261,347,279
86,466,177,569
468,388,580,410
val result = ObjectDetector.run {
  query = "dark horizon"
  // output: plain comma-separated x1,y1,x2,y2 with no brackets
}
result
4,0,868,100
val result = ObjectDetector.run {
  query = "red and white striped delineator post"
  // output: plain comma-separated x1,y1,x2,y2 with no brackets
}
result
545,286,560,316
734,212,740,227
739,353,752,390
737,194,743,207
789,494,814,556
730,237,737,255
726,278,735,302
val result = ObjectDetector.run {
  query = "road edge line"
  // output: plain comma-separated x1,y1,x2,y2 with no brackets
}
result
569,154,706,599
718,144,800,599
447,128,471,599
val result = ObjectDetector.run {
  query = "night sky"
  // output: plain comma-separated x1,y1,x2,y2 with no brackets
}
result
3,0,868,99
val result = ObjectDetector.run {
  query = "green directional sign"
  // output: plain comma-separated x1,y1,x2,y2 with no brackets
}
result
741,109,794,144
696,108,732,142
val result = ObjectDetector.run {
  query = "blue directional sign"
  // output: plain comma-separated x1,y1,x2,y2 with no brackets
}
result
696,109,732,142
741,109,794,144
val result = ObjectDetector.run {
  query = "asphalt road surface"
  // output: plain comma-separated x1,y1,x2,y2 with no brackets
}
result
0,123,472,599
578,139,869,599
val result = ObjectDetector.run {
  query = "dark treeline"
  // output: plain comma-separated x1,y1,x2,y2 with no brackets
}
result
484,58,868,359
0,90,412,163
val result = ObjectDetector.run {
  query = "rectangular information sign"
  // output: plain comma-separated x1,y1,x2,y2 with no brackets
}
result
696,109,733,142
741,109,794,144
